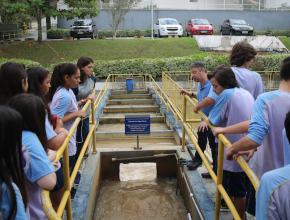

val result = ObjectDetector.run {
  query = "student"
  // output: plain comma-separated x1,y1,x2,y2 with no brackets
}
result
0,62,28,105
8,94,56,220
47,63,86,176
0,106,28,220
255,111,290,220
193,41,264,113
71,57,95,184
27,67,68,211
179,61,218,177
208,65,255,220
224,56,290,216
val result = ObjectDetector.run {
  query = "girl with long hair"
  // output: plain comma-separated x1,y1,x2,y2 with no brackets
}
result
0,62,28,105
207,65,255,220
0,106,28,220
71,57,95,184
27,67,68,211
8,94,56,220
47,63,86,174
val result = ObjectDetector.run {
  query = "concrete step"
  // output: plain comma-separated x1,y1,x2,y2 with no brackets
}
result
103,106,159,113
95,130,174,138
108,94,152,99
99,116,165,124
110,90,149,95
106,99,155,105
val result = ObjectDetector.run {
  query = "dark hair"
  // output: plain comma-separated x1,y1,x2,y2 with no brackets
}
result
280,56,290,81
208,65,240,89
7,94,48,152
285,111,290,143
0,106,28,219
230,42,257,67
0,62,27,105
27,67,53,124
190,61,207,72
47,63,79,102
77,56,94,83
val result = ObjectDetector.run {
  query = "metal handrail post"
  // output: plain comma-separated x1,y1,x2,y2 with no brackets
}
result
214,139,224,220
63,143,72,220
181,95,186,152
92,101,97,154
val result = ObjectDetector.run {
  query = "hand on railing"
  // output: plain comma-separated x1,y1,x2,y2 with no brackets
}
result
54,115,63,131
86,93,95,103
231,148,257,162
212,127,224,137
76,110,87,118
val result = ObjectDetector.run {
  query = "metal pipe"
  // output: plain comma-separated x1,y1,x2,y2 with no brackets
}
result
112,153,178,162
63,144,73,220
181,95,186,152
151,0,153,39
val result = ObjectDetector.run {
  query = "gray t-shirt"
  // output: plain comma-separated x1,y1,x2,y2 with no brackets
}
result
76,77,95,119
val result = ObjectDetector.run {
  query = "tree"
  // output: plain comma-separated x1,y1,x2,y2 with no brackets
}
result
2,0,100,42
103,0,140,40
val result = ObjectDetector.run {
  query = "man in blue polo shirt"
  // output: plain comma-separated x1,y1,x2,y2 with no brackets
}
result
180,61,218,176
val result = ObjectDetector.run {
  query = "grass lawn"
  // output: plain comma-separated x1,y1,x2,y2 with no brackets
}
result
279,37,290,50
0,37,203,67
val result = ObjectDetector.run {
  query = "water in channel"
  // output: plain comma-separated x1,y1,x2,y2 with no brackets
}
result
93,163,187,220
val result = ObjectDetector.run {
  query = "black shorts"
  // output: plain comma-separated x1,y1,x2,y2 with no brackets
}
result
69,155,75,169
51,168,64,192
245,180,256,216
222,170,247,198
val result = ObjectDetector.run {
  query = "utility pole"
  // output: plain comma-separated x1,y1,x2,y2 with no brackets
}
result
151,0,153,39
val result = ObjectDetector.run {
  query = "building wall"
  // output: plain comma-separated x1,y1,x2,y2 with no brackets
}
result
265,0,289,8
58,10,290,31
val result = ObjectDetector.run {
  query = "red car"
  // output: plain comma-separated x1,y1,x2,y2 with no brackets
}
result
186,18,213,36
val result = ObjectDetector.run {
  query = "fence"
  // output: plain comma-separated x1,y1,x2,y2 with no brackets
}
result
41,73,260,220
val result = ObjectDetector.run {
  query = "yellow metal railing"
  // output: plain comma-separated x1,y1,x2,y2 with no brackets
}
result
163,70,281,92
162,72,260,220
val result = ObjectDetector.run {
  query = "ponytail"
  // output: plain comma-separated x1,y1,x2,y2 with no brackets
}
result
47,63,79,102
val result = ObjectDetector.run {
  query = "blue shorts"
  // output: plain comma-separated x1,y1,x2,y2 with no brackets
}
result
222,170,247,198
51,168,64,192
69,155,75,169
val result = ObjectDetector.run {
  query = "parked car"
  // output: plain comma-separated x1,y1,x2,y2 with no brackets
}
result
153,18,183,38
186,18,213,36
220,19,253,36
70,19,98,40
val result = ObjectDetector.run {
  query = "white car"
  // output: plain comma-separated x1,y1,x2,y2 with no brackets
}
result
154,18,183,38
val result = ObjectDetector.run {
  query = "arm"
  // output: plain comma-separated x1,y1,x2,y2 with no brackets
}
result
212,120,251,137
47,128,68,150
226,136,260,161
193,97,215,113
47,150,56,162
62,110,86,123
36,172,56,190
179,89,196,99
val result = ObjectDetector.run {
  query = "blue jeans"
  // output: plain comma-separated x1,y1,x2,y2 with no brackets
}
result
75,118,89,165
195,127,217,174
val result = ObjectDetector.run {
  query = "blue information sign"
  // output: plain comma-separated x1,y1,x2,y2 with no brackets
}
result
125,115,150,135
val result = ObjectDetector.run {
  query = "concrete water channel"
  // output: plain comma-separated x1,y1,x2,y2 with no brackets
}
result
71,88,238,220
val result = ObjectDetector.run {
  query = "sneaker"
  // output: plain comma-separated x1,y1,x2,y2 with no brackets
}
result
220,198,230,212
201,172,212,179
74,171,81,185
70,187,77,200
187,160,202,170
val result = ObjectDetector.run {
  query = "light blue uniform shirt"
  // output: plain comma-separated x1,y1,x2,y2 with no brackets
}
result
0,181,27,220
45,118,57,141
248,90,290,179
196,79,218,120
231,67,265,100
209,88,254,172
256,129,290,220
22,131,55,220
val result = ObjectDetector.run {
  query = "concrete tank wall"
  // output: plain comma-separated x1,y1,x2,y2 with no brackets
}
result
57,10,290,31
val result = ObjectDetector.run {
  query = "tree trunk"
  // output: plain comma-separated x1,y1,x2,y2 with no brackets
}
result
112,13,116,40
36,6,42,43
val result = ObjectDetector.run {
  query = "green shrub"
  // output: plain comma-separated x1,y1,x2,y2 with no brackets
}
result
0,58,42,68
213,30,221,35
134,30,141,36
253,30,290,37
47,28,70,39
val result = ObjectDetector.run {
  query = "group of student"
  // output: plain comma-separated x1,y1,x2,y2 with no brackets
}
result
180,41,290,220
0,56,96,219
